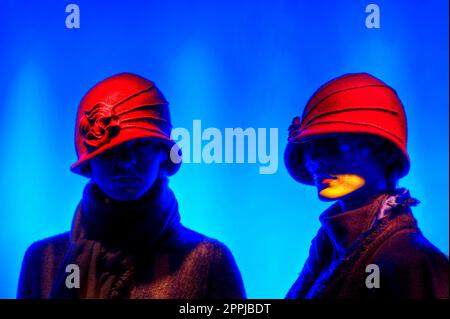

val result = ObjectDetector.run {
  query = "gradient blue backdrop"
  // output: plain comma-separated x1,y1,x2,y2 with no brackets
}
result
0,0,448,298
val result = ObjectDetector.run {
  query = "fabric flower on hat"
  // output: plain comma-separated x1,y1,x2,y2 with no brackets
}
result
79,102,121,149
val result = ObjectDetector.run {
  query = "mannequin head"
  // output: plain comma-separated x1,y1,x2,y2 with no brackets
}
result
303,134,401,211
89,139,168,202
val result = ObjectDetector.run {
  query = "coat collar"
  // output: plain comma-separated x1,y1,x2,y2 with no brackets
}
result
319,193,388,257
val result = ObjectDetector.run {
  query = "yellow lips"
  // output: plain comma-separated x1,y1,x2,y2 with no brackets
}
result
319,174,366,199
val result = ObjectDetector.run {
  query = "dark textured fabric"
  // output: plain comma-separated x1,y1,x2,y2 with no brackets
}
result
17,180,246,299
48,178,181,299
319,193,387,258
286,189,449,299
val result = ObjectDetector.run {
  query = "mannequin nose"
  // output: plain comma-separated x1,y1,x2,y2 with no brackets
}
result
114,147,137,170
117,158,137,170
314,160,328,170
306,158,328,172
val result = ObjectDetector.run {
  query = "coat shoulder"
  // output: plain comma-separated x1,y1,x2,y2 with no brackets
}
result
22,231,71,278
26,232,71,258
161,225,233,257
157,225,246,298
18,232,71,298
373,229,448,267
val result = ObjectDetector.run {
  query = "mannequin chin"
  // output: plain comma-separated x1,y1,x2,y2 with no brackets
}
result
319,174,366,199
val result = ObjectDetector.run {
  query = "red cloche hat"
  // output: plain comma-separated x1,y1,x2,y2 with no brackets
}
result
70,72,181,177
284,72,410,185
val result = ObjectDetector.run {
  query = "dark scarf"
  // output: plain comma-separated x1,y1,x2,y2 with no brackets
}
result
287,188,420,299
49,178,180,299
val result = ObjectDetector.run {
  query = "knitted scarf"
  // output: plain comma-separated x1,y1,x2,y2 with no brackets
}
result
48,178,180,299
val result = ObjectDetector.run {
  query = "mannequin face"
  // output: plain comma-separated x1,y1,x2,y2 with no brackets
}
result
304,136,388,209
89,139,167,201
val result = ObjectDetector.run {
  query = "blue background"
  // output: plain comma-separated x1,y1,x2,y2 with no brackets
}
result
0,0,448,298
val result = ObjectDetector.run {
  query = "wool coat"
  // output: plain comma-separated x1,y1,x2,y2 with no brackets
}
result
286,189,449,299
18,225,246,299
17,180,246,299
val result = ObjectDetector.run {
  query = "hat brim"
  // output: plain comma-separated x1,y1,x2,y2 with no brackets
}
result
70,127,181,177
284,123,410,185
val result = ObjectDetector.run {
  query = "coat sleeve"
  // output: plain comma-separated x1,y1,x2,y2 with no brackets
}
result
206,241,246,299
